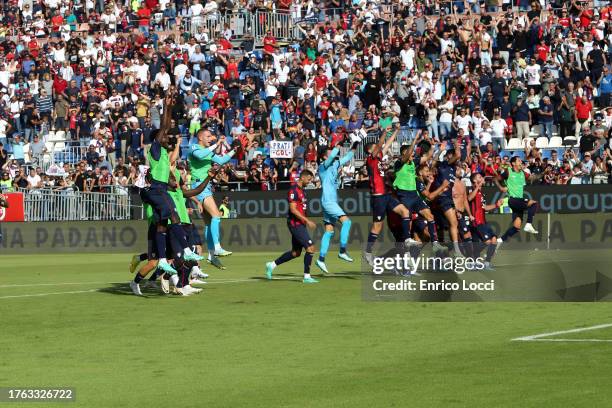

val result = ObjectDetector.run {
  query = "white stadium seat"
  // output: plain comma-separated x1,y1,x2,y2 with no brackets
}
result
563,136,577,146
535,137,549,148
506,138,522,149
548,136,563,148
522,137,534,148
53,142,65,152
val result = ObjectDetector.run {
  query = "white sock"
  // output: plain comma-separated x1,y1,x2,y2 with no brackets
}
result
184,247,194,255
191,265,202,274
453,242,461,254
207,253,213,261
170,274,179,287
271,261,277,268
159,257,167,263
304,273,311,279
214,243,222,251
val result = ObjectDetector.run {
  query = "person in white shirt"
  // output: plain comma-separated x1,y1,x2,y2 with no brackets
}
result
154,65,171,91
471,109,488,137
26,168,42,189
133,58,149,83
173,60,188,83
525,59,541,87
490,111,508,152
453,107,473,135
478,120,493,147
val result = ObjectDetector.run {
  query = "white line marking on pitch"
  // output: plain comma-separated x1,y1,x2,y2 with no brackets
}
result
0,289,98,299
512,323,612,342
0,278,255,289
0,279,259,300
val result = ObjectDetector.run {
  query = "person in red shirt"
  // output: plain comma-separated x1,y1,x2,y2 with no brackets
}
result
575,95,593,136
136,6,152,36
313,68,328,92
363,127,410,264
265,170,319,283
50,10,64,37
535,43,549,63
468,173,503,269
262,31,277,55
53,75,68,97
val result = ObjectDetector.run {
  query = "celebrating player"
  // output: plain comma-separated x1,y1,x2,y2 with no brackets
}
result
315,131,363,274
468,173,503,270
452,164,475,258
431,139,463,257
363,126,412,265
189,129,241,268
496,156,539,245
140,93,204,275
265,170,319,284
393,130,444,252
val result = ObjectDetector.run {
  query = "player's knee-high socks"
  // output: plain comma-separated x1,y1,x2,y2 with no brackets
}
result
485,244,496,262
210,217,222,251
168,224,194,256
319,231,333,261
426,220,438,242
501,226,519,241
204,224,215,256
274,251,295,266
154,229,168,261
401,218,411,241
366,232,378,253
304,252,313,276
339,219,351,253
527,203,537,223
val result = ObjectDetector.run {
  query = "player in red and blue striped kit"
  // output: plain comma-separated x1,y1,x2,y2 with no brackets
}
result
265,170,319,284
468,173,503,270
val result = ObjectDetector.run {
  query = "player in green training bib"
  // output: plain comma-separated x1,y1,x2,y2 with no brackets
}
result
495,156,540,247
130,167,217,296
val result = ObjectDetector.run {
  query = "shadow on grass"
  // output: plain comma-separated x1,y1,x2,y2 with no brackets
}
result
251,272,360,282
97,282,168,298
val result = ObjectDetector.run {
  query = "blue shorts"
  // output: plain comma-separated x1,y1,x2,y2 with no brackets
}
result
509,197,530,221
192,180,214,202
436,195,455,213
458,213,472,237
371,194,401,222
147,225,174,260
411,216,428,235
473,224,496,241
140,185,178,223
322,201,346,225
288,223,313,251
397,190,429,213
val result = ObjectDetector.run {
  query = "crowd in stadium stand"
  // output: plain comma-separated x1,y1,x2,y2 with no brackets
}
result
0,0,611,195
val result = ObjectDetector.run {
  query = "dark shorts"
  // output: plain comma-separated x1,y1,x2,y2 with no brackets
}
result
397,190,428,213
473,224,496,242
371,194,401,222
147,224,174,260
458,213,472,236
288,223,313,251
436,195,455,213
186,224,202,247
386,210,404,242
508,196,530,221
140,185,178,223
411,216,428,235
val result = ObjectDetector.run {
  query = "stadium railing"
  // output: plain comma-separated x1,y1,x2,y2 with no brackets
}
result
18,186,133,222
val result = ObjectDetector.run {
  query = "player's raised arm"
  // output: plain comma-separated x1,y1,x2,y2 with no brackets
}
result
169,136,182,165
381,125,400,156
400,129,421,163
322,146,340,168
447,138,462,165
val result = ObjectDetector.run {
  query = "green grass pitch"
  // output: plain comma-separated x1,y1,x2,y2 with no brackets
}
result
1,252,612,408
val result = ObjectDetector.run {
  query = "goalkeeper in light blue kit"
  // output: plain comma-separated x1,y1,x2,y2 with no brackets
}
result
315,130,364,274
189,129,242,268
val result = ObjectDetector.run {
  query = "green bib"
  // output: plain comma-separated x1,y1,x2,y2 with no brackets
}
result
393,162,417,191
168,170,191,224
147,146,170,184
507,169,525,198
